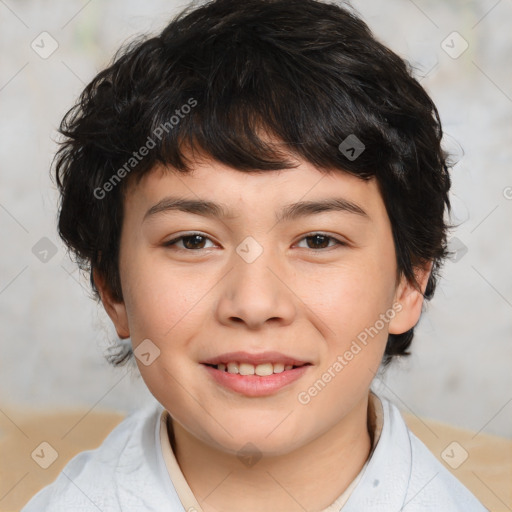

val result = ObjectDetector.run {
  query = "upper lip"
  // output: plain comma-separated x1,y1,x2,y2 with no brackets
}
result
201,351,311,367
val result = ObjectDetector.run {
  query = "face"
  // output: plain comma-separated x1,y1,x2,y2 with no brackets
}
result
99,155,426,457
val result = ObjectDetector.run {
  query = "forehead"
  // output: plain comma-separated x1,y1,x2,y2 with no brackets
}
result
124,157,387,223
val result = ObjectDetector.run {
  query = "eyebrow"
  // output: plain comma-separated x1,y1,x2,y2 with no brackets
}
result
143,196,369,223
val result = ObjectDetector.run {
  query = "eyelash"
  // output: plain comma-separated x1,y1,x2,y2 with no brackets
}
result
162,232,347,252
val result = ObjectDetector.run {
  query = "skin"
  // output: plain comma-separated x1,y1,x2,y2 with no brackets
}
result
95,153,430,512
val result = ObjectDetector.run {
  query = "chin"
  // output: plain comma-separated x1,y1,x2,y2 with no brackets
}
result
202,422,305,458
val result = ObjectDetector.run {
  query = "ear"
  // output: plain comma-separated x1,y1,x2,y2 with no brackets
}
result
388,261,433,335
93,269,130,339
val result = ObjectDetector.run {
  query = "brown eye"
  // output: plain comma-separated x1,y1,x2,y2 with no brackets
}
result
296,233,345,250
182,235,207,249
163,233,215,250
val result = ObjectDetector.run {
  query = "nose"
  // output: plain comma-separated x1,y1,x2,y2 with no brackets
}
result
215,246,297,330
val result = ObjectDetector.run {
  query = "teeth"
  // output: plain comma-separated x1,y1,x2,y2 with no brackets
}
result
255,363,273,376
227,362,239,374
273,363,285,373
239,363,255,375
215,362,300,375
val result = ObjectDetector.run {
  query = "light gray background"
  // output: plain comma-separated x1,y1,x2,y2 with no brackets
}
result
1,0,511,437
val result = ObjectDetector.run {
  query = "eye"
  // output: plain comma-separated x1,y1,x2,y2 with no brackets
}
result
162,232,346,252
295,233,346,250
163,233,216,251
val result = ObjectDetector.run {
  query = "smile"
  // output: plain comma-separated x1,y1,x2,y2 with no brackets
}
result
201,352,312,397
206,362,305,376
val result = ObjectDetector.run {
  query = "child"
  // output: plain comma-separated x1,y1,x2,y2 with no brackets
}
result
22,0,487,510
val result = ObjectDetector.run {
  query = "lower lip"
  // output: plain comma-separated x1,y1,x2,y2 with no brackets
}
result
203,365,310,397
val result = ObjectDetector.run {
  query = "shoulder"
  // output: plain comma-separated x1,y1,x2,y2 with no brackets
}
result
344,393,488,512
404,429,487,511
383,395,488,512
20,402,178,512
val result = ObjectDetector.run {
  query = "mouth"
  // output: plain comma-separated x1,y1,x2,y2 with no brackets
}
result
200,352,312,397
204,361,309,376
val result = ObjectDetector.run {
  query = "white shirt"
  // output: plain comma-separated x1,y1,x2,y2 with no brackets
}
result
21,392,488,511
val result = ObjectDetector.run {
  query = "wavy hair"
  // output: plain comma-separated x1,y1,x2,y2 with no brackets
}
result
54,0,452,367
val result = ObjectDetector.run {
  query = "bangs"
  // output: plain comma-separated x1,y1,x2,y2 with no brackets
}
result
112,19,390,183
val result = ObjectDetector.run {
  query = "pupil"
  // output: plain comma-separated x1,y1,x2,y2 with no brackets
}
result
309,234,328,249
184,235,204,249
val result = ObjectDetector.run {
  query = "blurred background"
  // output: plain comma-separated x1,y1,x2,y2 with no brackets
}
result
1,0,511,444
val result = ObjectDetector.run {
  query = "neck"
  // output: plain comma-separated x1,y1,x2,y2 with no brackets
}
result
170,394,372,512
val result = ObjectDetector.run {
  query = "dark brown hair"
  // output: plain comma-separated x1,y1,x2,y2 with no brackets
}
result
54,0,452,367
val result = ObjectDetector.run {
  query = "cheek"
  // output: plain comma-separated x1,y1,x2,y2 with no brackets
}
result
292,266,392,427
121,251,208,341
297,259,396,344
121,259,206,414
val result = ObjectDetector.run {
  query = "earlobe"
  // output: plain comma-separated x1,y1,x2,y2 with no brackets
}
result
93,269,130,339
388,262,432,335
